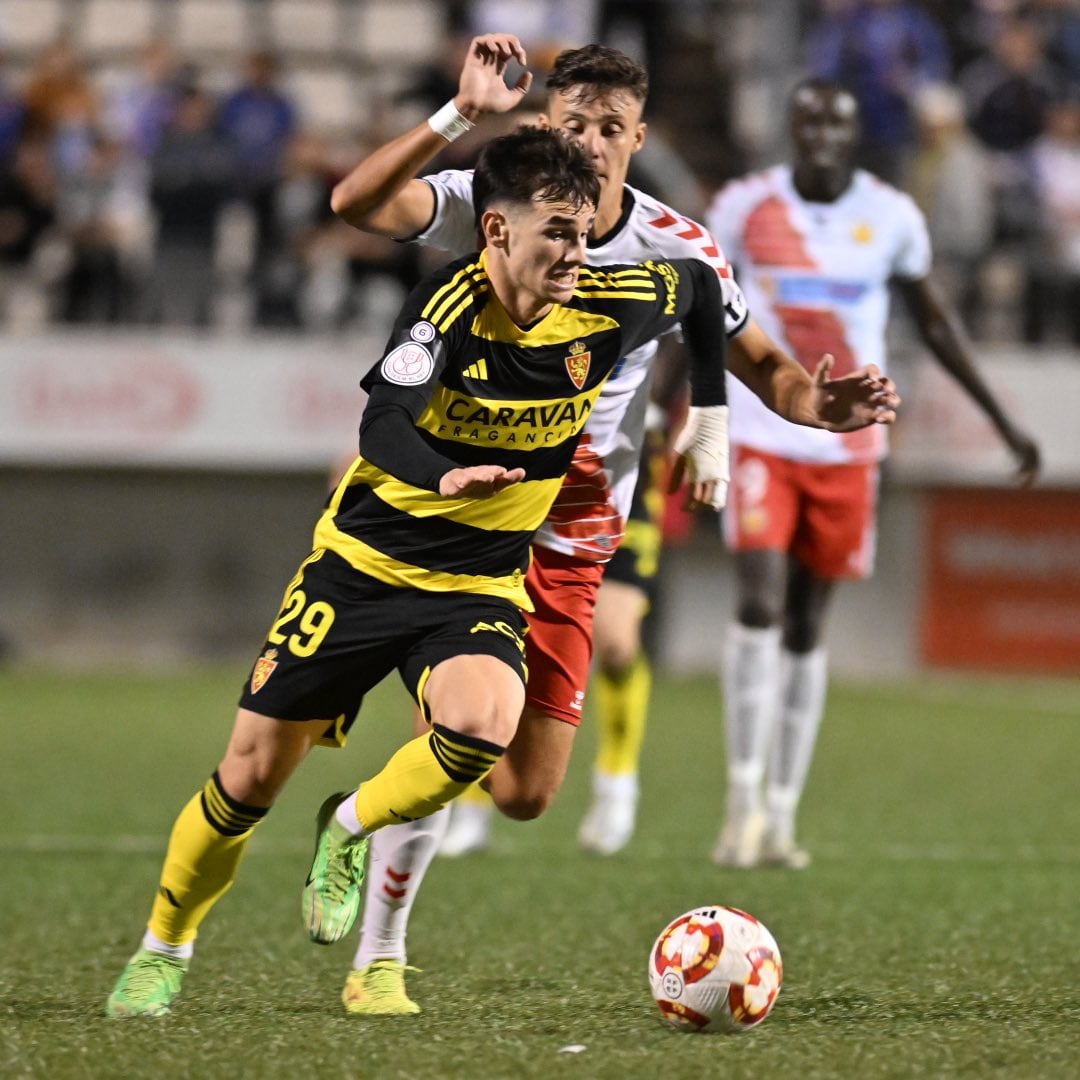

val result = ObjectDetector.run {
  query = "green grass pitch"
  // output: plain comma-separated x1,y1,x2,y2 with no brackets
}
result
1,666,1078,1079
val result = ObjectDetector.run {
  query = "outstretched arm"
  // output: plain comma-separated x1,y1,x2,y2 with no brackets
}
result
666,268,898,510
330,33,531,237
727,319,900,430
897,276,1040,485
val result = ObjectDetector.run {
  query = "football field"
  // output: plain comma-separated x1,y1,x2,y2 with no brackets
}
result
2,666,1078,1079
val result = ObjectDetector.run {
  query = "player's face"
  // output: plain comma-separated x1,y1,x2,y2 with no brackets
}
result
790,86,859,173
541,89,646,202
484,196,595,321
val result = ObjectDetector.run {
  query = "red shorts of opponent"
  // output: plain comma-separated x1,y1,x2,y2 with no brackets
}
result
723,445,880,580
522,545,605,726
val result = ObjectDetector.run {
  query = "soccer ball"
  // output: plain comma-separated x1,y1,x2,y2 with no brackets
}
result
648,906,783,1034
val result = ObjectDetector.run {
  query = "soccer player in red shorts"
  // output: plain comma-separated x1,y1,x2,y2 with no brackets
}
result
725,447,879,581
706,79,1039,870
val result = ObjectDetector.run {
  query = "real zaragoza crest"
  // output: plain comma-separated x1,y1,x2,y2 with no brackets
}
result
251,648,279,693
565,340,591,389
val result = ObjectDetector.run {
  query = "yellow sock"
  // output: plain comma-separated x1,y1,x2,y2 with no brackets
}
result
148,772,267,946
457,783,494,807
593,655,652,777
355,724,504,832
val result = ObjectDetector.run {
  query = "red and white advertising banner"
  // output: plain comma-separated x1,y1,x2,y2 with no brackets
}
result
0,331,381,469
920,488,1080,673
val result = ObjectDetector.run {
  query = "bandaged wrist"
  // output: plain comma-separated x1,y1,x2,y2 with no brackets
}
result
673,404,730,509
427,100,475,143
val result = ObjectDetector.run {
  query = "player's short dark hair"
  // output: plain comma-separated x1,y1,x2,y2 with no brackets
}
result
472,126,600,222
546,44,649,105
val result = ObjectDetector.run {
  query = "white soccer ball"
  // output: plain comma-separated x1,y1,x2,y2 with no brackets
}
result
648,905,783,1034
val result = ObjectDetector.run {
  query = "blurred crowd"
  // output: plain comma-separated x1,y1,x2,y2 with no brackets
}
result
803,0,1080,346
0,33,427,334
0,0,1077,344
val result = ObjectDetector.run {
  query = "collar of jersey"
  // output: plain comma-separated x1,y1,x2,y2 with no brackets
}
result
476,248,563,341
588,184,636,249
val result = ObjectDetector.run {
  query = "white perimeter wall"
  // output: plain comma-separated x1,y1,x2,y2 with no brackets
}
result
1,331,1074,676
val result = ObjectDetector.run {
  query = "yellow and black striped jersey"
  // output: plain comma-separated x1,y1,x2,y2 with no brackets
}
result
313,248,726,609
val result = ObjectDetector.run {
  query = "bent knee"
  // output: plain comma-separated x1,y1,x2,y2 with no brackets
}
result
596,638,640,676
491,787,554,821
736,598,782,629
431,701,518,748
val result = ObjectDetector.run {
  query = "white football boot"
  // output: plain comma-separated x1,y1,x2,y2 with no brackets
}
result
760,830,811,870
710,811,766,868
437,801,493,857
578,772,639,855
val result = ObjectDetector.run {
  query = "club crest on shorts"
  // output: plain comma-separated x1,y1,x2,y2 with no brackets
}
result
382,341,434,385
251,648,279,693
565,341,591,389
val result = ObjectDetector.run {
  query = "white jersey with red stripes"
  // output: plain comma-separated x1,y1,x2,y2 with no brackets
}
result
417,169,749,561
707,164,931,465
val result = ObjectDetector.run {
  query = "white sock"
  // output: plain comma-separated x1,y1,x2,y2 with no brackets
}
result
722,623,782,821
142,930,194,960
593,770,639,801
444,799,494,833
334,788,367,837
352,806,450,969
765,646,828,843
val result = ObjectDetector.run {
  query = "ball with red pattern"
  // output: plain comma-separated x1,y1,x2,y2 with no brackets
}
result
648,906,782,1034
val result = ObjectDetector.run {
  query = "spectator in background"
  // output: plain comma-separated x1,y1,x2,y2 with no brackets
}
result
0,128,56,325
1026,0,1080,91
596,0,671,77
1025,95,1080,343
0,53,25,164
146,85,237,327
465,0,598,62
907,81,996,330
337,219,422,332
254,130,338,329
102,37,185,163
22,40,99,181
218,50,297,328
959,15,1065,156
97,40,189,323
55,132,129,323
957,15,1067,334
805,0,952,184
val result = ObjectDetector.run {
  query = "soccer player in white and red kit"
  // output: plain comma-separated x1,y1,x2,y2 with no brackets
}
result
706,78,1040,870
329,40,899,1014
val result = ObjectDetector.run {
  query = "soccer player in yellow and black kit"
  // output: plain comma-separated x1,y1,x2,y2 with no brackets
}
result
104,125,747,1018
572,417,664,851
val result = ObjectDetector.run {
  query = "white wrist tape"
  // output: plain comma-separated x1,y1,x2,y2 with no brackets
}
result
427,100,475,143
672,404,730,510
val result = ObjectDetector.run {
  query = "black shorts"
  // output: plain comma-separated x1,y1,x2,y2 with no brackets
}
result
604,433,664,596
238,549,528,746
604,512,662,595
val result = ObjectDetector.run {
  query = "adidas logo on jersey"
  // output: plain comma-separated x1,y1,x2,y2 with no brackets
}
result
462,359,488,380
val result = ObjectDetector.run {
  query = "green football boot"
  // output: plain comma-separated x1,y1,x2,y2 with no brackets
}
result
105,947,189,1018
302,792,369,944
